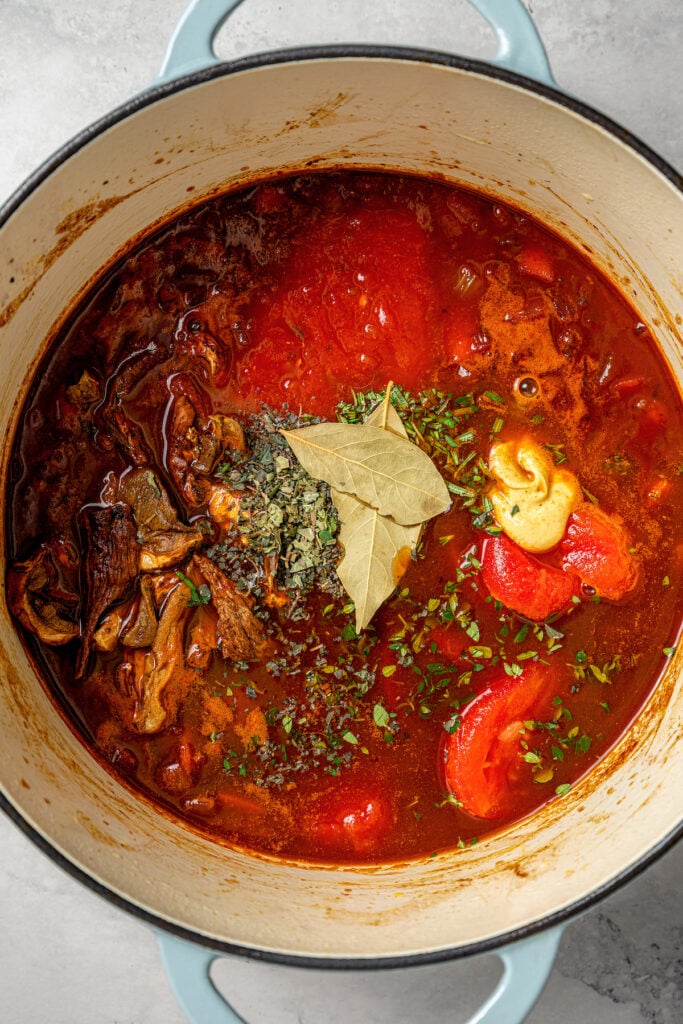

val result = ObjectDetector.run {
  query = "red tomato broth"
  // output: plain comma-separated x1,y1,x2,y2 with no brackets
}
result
5,171,683,864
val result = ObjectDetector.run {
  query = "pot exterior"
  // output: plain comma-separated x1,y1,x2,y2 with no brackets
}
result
1,52,681,961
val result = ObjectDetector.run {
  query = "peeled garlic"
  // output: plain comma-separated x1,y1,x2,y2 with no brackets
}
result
488,439,582,553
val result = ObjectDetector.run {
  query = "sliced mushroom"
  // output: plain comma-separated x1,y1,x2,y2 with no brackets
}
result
165,383,247,510
66,369,101,410
139,528,205,572
77,503,139,677
93,609,125,652
96,344,162,465
107,404,151,467
121,575,158,648
7,547,79,645
116,468,204,570
186,604,219,670
193,554,267,662
133,582,193,733
166,392,212,508
189,414,246,474
207,483,240,534
149,570,185,611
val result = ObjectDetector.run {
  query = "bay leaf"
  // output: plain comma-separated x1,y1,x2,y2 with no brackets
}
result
332,489,421,632
280,422,450,526
332,388,419,632
364,385,408,438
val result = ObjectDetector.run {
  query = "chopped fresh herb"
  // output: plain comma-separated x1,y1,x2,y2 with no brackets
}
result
443,714,461,735
466,620,481,642
483,390,505,405
342,623,359,642
373,703,390,729
175,570,212,607
544,443,567,465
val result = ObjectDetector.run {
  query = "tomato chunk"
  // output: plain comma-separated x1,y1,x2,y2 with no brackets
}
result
481,534,579,620
516,243,555,283
442,663,553,819
428,624,469,664
560,505,639,601
635,399,668,446
312,789,392,855
443,304,490,371
233,204,438,415
612,376,647,399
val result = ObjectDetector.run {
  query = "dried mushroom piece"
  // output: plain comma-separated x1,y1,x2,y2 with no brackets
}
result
193,554,267,662
207,413,247,460
139,528,204,572
77,502,139,677
121,575,157,648
189,414,246,474
93,609,124,652
104,402,152,468
167,392,212,508
186,605,219,670
96,345,163,466
7,547,79,645
207,484,240,534
66,369,101,410
166,386,247,508
133,582,194,733
116,468,204,570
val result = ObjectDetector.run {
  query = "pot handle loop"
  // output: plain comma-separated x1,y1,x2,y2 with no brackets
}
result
157,931,247,1024
467,925,564,1024
158,0,556,87
156,924,564,1024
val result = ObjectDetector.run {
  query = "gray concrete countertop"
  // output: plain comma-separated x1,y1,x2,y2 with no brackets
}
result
0,3,681,1023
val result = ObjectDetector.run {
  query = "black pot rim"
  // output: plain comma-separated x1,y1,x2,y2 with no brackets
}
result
1,43,681,970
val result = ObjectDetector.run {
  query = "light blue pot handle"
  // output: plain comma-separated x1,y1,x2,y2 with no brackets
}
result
157,0,556,87
157,923,565,1024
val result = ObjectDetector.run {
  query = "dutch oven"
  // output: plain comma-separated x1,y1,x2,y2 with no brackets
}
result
0,1,681,1022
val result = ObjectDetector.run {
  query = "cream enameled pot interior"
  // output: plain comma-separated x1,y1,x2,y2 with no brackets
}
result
1,55,681,959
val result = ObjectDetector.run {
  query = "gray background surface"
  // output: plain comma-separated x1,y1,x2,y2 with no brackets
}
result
0,2,681,1022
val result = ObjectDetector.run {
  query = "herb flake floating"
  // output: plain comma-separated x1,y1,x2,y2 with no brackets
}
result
212,410,342,602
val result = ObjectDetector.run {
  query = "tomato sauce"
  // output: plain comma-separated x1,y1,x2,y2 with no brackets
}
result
6,172,683,863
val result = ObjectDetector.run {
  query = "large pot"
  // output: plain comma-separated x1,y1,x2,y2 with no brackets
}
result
1,2,681,1022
